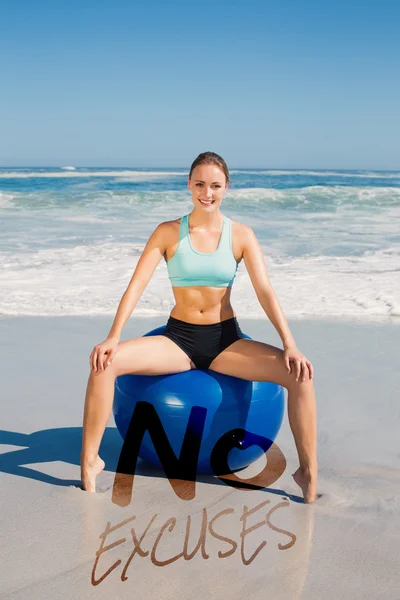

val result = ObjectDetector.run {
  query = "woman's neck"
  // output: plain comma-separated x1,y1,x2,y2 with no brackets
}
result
188,208,224,228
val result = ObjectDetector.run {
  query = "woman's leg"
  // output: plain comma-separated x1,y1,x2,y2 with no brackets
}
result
208,338,318,503
81,335,193,492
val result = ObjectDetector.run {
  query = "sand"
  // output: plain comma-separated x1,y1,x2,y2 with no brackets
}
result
0,316,399,599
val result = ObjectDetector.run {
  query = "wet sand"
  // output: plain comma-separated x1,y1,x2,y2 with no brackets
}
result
0,316,399,599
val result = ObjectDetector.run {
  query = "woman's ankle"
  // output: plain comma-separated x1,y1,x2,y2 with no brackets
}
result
80,451,99,467
299,462,318,476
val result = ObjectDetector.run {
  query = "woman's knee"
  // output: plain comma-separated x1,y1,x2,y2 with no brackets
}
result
88,364,117,381
272,348,314,391
286,375,315,396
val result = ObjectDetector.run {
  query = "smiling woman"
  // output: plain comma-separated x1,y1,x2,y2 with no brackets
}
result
81,151,318,503
190,157,229,209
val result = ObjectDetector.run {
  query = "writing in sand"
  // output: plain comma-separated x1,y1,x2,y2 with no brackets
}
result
92,498,296,584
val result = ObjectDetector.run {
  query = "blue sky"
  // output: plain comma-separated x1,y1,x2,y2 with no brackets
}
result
1,0,399,169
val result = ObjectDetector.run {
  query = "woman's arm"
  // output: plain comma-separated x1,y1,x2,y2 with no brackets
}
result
241,225,296,350
107,222,170,340
239,224,313,381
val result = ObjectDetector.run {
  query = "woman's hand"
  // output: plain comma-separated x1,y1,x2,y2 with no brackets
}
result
90,337,119,372
283,346,313,382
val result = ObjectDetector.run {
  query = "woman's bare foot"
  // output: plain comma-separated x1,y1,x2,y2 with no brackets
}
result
292,466,318,503
81,455,105,493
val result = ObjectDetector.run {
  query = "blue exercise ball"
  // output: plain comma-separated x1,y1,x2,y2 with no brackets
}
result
113,325,285,474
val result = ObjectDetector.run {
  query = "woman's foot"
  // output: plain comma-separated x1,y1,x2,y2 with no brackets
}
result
292,466,318,503
81,455,105,493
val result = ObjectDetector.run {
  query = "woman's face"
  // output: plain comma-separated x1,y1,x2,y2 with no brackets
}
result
188,164,228,211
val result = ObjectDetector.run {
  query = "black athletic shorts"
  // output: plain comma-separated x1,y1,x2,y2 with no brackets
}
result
161,315,245,370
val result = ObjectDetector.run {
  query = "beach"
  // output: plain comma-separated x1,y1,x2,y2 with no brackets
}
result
1,165,399,597
2,0,400,593
1,315,399,599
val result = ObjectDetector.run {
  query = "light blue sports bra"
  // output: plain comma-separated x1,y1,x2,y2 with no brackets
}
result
166,214,238,287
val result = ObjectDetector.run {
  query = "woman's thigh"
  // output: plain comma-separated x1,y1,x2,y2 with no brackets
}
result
112,335,194,377
209,338,300,389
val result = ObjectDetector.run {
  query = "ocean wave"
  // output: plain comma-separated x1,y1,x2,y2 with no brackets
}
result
3,186,400,212
0,170,184,180
1,244,399,319
225,186,400,207
230,169,400,179
0,192,15,208
2,168,399,182
0,189,192,212
61,215,119,224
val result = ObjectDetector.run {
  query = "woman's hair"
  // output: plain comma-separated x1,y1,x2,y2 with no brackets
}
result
188,151,230,184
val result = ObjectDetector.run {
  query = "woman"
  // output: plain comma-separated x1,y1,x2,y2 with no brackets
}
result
80,151,318,503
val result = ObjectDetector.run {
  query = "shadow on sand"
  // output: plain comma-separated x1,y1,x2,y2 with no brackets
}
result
0,427,305,503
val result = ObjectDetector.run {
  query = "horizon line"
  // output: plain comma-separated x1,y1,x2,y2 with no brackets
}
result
0,165,399,173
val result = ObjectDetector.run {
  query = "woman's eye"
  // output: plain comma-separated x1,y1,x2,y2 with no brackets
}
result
195,183,220,189
196,183,221,190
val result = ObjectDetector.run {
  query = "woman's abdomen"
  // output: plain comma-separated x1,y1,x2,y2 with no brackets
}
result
170,286,236,324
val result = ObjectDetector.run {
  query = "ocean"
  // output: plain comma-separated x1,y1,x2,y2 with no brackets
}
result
1,166,399,320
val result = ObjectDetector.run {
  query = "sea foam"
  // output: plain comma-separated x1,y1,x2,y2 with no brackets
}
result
1,244,398,319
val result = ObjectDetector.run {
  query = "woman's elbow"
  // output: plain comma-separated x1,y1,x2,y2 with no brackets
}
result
255,283,275,302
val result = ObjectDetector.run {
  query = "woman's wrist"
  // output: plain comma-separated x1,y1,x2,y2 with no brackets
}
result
283,340,297,350
108,332,120,342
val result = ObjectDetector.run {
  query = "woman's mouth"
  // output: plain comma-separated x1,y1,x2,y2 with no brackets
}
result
199,199,214,206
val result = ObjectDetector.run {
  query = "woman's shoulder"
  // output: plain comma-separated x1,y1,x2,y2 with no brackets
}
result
158,217,180,227
153,217,183,245
230,218,255,239
158,216,183,231
230,219,259,260
231,219,254,263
